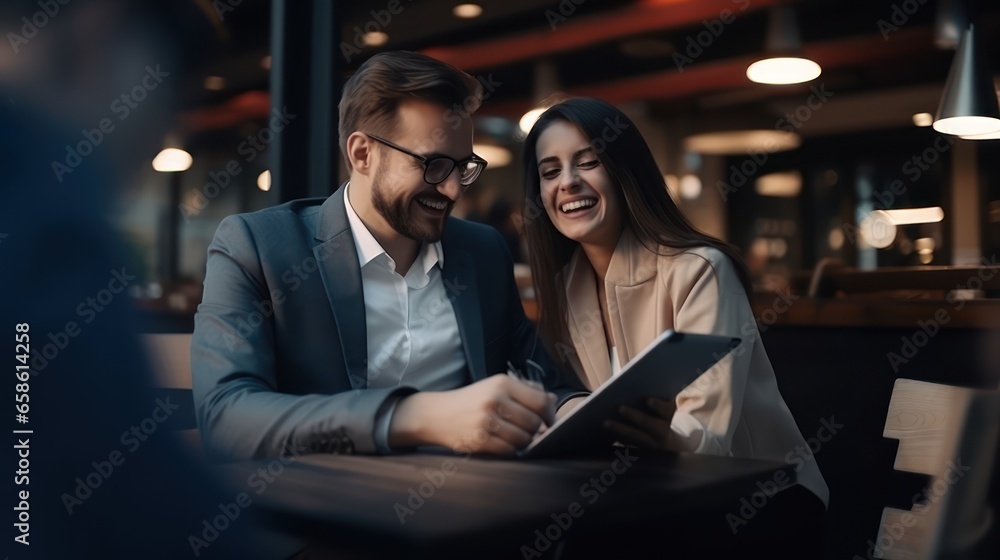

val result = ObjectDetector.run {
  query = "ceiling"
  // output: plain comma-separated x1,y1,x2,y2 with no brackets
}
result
174,0,1000,142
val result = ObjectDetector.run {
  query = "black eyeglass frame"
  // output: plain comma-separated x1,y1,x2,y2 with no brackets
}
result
365,133,487,187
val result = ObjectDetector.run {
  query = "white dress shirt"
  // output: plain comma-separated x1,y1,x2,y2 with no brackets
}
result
611,347,622,377
344,185,467,389
343,185,468,450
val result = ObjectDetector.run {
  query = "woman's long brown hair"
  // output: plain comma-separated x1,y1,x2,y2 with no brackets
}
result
522,97,753,363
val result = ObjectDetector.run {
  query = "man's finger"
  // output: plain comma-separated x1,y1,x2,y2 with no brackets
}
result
495,399,545,439
505,377,555,422
523,379,545,392
646,397,676,419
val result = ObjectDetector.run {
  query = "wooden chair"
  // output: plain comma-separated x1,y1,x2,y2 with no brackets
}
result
141,333,201,452
874,379,999,559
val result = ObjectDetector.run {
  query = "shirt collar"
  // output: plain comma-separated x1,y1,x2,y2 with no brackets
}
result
343,183,444,272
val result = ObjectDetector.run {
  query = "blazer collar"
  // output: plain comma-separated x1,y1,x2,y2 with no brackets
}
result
315,182,368,389
562,227,659,389
603,227,659,287
564,250,610,390
314,181,488,385
315,182,351,242
440,228,487,381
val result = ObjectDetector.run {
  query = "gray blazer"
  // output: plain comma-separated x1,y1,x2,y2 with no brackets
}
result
191,184,585,460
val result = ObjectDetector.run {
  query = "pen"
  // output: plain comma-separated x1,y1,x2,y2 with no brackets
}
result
507,360,544,385
508,360,555,426
506,360,528,382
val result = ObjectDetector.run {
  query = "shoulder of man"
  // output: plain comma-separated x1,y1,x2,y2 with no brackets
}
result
234,196,327,231
213,196,328,248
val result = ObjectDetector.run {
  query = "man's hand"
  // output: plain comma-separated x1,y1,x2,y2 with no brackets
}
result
604,397,677,451
389,375,556,454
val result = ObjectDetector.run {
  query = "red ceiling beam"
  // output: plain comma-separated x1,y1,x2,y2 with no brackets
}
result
178,90,271,133
421,0,787,72
478,26,936,117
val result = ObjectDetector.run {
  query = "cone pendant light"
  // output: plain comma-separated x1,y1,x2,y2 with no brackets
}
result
932,24,1000,136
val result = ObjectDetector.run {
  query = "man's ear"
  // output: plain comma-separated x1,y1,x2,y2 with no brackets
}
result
346,132,373,176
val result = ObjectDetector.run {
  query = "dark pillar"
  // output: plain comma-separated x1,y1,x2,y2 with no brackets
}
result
164,171,183,283
269,0,341,204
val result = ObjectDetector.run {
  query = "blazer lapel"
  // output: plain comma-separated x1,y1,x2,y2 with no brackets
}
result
441,233,487,381
315,183,368,390
604,228,660,366
564,250,612,390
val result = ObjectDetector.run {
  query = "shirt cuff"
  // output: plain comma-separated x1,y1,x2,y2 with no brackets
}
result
374,393,404,454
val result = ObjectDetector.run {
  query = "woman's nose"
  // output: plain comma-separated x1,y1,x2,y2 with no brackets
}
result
558,167,579,191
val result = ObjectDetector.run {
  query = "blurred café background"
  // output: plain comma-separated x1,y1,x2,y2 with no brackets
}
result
3,0,999,559
4,0,999,320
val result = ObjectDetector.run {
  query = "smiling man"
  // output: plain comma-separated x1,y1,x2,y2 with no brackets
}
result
192,51,587,461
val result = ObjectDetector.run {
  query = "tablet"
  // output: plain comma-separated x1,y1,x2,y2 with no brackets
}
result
520,330,740,459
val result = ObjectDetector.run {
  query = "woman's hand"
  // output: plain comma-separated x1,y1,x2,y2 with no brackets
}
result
604,397,677,451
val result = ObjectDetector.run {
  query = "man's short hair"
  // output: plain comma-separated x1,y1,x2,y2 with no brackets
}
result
338,51,482,169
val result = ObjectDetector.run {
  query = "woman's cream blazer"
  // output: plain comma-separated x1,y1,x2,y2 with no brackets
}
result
558,228,829,506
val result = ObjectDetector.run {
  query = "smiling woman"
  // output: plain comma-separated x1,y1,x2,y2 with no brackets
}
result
520,98,830,526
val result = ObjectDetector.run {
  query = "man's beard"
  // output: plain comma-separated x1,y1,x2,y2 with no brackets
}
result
370,160,450,243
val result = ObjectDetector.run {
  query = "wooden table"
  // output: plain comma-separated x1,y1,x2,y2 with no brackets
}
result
214,449,817,559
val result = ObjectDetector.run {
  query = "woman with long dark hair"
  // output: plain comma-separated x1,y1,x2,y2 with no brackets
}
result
522,97,828,508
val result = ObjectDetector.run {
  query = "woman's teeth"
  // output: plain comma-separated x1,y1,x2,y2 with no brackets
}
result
560,199,597,213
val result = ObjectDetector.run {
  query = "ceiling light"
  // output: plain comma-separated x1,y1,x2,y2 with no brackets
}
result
683,130,801,155
473,144,511,168
755,171,802,197
933,25,1000,136
747,5,821,85
152,148,192,173
859,210,897,249
912,112,934,127
679,174,702,199
518,108,547,136
363,31,389,47
453,4,483,18
915,237,936,254
959,125,1000,140
882,207,944,225
747,58,822,85
257,170,271,191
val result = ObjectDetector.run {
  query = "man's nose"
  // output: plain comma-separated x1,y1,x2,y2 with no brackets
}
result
437,169,463,201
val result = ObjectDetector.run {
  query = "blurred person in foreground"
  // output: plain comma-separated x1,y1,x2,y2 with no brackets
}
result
1,1,280,557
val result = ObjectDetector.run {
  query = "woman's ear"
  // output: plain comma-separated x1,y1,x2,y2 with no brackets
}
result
345,132,373,176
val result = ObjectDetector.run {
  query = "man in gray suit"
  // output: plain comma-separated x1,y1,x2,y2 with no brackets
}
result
192,51,586,460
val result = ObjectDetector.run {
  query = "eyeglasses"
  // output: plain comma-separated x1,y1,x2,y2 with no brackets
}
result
366,133,487,187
